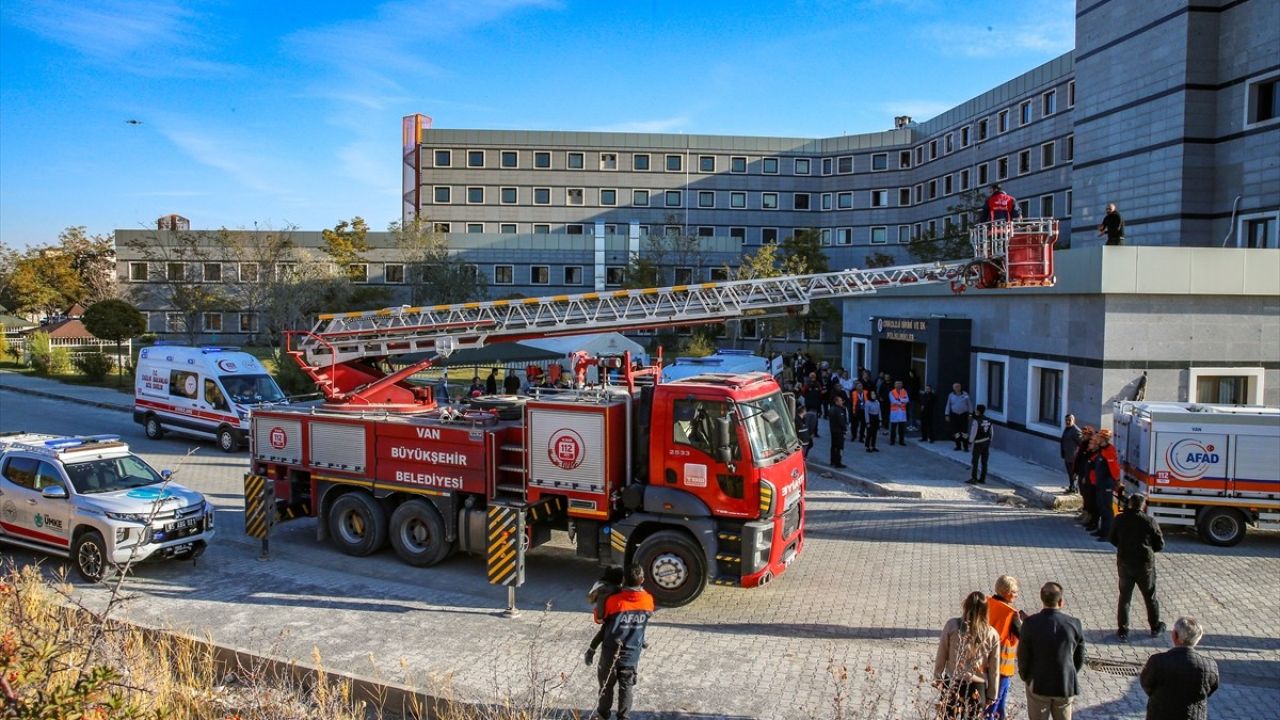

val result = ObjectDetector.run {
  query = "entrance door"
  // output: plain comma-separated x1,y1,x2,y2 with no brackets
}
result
877,340,913,382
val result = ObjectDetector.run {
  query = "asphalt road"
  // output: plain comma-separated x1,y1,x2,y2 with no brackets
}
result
2,392,1277,719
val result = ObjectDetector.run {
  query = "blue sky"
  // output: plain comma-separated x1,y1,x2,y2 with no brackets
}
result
0,0,1074,248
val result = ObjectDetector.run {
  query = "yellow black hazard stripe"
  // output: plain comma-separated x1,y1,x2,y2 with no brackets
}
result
243,474,270,539
526,495,566,523
609,527,627,555
486,506,522,586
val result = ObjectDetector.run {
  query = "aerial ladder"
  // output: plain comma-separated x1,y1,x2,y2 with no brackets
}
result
286,219,1059,410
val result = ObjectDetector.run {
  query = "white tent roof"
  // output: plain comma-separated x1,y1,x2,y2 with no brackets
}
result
522,333,648,364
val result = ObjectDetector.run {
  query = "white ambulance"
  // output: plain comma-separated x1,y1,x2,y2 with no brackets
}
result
1113,400,1280,546
134,346,287,452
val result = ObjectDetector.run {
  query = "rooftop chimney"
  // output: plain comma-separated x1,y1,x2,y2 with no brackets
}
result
894,116,915,129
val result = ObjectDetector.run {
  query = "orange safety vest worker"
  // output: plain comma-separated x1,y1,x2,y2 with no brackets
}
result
988,594,1020,676
889,388,909,415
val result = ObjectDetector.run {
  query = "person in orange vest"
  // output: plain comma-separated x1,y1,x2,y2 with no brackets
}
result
587,564,655,720
888,380,910,446
987,575,1027,720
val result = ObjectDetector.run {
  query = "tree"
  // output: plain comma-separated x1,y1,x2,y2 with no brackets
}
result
82,299,146,385
125,228,231,344
906,188,985,263
322,217,371,275
226,224,299,345
57,226,118,303
7,248,84,317
623,216,706,289
389,219,488,305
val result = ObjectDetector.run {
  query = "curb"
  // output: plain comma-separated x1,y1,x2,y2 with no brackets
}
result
0,382,133,414
915,441,1080,511
814,463,924,499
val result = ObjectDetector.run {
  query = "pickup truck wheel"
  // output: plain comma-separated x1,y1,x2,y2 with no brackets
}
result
389,500,452,567
634,530,707,607
144,415,165,439
1198,507,1246,547
73,530,113,583
216,426,239,453
329,493,387,556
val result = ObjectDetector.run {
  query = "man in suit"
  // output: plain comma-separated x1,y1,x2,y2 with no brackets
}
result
1017,582,1085,720
1140,616,1220,720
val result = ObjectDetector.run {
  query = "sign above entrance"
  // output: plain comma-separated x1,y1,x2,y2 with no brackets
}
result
875,317,928,343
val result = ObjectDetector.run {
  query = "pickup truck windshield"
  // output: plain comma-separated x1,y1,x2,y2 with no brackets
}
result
738,392,801,463
64,455,164,495
220,374,286,404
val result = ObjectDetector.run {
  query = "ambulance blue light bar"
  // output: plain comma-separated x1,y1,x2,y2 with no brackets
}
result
200,346,240,353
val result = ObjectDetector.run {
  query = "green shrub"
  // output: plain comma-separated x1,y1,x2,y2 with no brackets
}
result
74,350,113,381
272,350,318,396
26,332,72,375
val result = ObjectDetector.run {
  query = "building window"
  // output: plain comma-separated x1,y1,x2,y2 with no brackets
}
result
500,223,517,234
870,226,887,244
433,186,451,204
626,153,647,171
466,186,484,204
348,263,369,283
533,224,550,234
997,110,1009,133
913,184,923,203
914,146,924,165
129,262,148,281
534,151,551,169
598,152,618,171
494,265,514,285
698,191,715,208
434,149,451,167
567,152,584,169
1043,89,1057,116
944,133,954,154
533,187,551,205
1040,194,1055,218
698,155,716,172
500,187,517,204
709,267,729,282
605,266,625,287
976,353,1008,421
1246,73,1279,127
794,157,811,175
166,262,186,281
630,189,649,207
673,267,695,285
567,188,585,206
837,192,853,209
928,180,937,200
898,188,911,206
665,154,683,172
898,150,911,169
203,312,222,332
721,156,744,174
530,266,550,285
762,192,778,210
997,157,1009,180
761,228,778,244
1238,211,1278,248
793,193,811,210
1020,100,1033,125
200,263,221,282
165,313,185,333
665,190,682,207
1065,190,1072,217
822,157,833,175
384,263,405,284
1018,199,1031,218
871,153,888,171
978,163,989,186
565,224,584,235
760,157,778,174
943,175,953,196
238,313,257,333
600,188,617,206
871,189,888,207
1067,80,1076,107
927,219,936,236
821,193,832,210
604,224,618,234
820,228,832,246
697,226,714,237
897,225,911,244
501,150,518,168
837,156,853,174
467,150,484,168
564,266,583,285
1189,367,1264,404
730,191,746,209
726,227,744,243
978,118,989,141
960,126,971,148
1042,141,1056,169
1027,360,1067,432
959,169,970,191
238,263,258,283
467,223,484,234
1018,150,1031,175
928,140,938,160
836,228,852,246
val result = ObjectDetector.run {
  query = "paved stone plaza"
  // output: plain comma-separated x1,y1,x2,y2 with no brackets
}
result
2,376,1277,718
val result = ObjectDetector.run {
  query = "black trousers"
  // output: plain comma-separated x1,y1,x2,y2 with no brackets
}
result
1097,485,1115,535
1063,460,1077,492
596,663,637,720
950,413,970,449
864,418,880,449
920,414,935,442
1117,562,1161,633
889,421,906,445
830,433,845,466
971,444,989,482
850,408,866,442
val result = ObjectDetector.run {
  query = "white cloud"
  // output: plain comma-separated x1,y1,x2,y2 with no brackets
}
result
155,119,297,201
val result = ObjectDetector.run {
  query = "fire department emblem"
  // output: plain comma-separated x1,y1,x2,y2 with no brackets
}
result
547,429,585,471
269,427,288,450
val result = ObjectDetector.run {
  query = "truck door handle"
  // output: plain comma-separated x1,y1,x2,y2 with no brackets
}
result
665,469,677,485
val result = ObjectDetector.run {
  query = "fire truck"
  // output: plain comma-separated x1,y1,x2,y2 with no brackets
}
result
1113,400,1280,547
248,220,1058,605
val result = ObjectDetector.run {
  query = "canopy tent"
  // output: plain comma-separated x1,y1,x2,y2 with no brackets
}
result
521,333,648,365
394,341,563,367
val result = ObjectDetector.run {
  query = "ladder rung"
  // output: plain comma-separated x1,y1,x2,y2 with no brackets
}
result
496,483,525,494
499,444,526,453
497,464,526,474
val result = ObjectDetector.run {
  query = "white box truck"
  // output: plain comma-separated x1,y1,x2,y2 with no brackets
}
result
134,345,287,452
1113,401,1280,546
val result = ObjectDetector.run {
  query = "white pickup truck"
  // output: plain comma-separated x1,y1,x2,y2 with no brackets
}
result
0,432,215,581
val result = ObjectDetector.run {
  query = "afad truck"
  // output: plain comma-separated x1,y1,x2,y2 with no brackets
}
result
1113,401,1280,546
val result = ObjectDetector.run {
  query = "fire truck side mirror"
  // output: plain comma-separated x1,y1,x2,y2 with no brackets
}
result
713,415,734,464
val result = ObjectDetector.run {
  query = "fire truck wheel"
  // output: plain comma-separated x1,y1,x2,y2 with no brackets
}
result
144,415,165,439
329,492,387,557
216,426,240,453
634,530,707,607
1198,507,1246,547
389,500,452,567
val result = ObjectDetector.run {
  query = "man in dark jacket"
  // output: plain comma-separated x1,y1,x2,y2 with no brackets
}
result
588,564,654,720
1140,616,1220,720
1059,414,1082,494
1097,203,1125,245
918,384,937,442
827,393,849,469
1110,494,1166,641
803,373,824,438
1018,582,1085,720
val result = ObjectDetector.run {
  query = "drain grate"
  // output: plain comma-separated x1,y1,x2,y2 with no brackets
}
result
1086,658,1141,677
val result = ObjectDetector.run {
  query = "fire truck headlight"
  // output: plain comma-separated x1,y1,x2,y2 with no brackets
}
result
758,480,776,519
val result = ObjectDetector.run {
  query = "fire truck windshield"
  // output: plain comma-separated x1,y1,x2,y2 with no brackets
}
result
738,392,800,464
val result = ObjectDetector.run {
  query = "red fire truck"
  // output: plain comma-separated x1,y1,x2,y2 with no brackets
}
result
249,220,1057,605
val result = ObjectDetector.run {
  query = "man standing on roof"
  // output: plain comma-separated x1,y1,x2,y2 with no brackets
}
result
979,184,1022,223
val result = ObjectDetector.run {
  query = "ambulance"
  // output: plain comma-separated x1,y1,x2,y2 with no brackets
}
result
1112,401,1280,546
133,346,287,452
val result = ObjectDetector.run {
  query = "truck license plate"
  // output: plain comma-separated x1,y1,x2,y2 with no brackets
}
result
172,518,198,532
